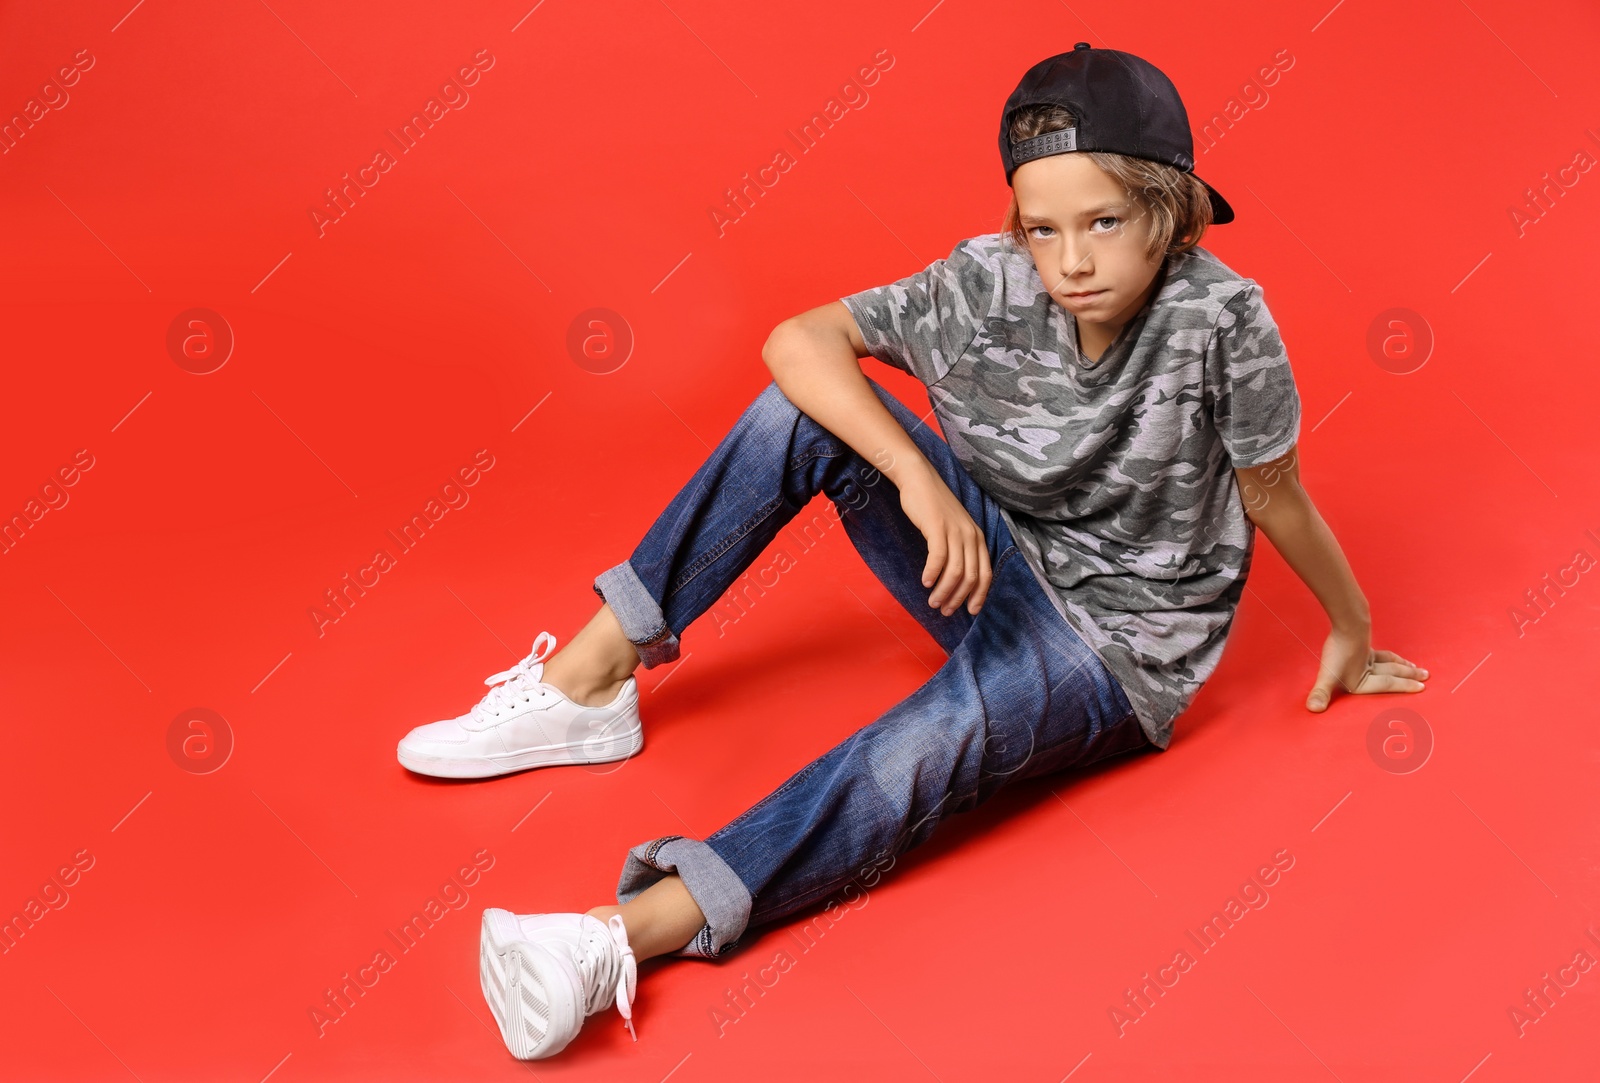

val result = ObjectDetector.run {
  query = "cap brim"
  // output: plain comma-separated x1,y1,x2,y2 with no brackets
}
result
1195,173,1235,224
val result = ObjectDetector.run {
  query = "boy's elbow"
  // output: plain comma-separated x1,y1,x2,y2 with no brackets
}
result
760,321,787,372
764,307,868,381
762,318,808,374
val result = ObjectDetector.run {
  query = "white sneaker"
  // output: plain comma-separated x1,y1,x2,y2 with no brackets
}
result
397,632,643,779
479,907,639,1060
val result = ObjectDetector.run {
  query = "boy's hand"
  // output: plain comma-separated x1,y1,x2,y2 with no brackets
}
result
896,469,992,617
1307,624,1428,711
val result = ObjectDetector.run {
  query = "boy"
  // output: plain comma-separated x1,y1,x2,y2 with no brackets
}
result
400,43,1428,1061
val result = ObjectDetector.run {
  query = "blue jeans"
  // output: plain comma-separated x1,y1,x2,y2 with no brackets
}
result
594,377,1151,959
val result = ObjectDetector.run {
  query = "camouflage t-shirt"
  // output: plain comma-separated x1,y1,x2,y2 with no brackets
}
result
840,232,1302,750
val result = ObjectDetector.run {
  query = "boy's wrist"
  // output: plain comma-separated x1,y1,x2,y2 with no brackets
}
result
879,452,940,493
1330,604,1372,636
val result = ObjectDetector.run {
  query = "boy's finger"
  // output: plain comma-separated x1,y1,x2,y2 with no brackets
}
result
940,537,966,611
927,537,956,605
971,539,993,612
1307,669,1339,711
960,534,985,604
932,529,967,608
1362,673,1427,695
922,534,947,589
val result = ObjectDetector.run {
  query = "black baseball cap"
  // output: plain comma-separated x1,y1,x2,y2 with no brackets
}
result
999,42,1235,225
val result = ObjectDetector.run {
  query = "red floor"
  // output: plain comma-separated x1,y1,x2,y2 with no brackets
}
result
3,1,1598,1080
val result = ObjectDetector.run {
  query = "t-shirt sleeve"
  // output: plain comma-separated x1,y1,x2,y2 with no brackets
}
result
838,239,991,387
1204,284,1303,469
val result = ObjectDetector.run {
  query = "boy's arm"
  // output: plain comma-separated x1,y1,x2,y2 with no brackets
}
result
762,301,928,495
1233,445,1429,712
761,302,996,617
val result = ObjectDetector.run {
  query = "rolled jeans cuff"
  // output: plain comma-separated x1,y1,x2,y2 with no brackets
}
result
617,835,752,959
593,561,681,669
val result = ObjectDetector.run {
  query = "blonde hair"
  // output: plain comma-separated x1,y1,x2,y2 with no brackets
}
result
1001,103,1213,263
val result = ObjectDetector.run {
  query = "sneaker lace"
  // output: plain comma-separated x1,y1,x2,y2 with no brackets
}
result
577,914,639,1041
469,633,558,724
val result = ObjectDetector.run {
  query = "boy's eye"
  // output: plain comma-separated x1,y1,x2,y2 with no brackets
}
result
1026,219,1119,239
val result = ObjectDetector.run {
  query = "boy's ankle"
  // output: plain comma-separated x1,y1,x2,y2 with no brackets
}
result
565,679,627,707
542,659,628,707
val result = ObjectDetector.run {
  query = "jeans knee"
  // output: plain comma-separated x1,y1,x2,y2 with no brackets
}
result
756,378,804,416
755,376,900,499
757,377,789,407
745,378,805,440
757,379,850,461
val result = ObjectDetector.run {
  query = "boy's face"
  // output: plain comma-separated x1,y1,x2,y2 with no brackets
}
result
1013,154,1165,339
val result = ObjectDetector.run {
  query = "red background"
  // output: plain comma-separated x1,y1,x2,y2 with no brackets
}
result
2,1,1598,1079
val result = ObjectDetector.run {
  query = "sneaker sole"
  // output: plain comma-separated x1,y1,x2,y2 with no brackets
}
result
398,724,644,779
480,908,582,1060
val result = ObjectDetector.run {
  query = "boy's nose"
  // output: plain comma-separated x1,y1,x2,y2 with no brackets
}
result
1059,245,1092,279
